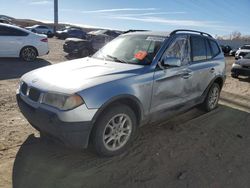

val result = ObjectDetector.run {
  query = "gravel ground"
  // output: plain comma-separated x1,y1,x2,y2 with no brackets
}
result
0,38,249,188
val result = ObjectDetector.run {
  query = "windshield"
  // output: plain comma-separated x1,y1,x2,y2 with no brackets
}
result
92,34,166,65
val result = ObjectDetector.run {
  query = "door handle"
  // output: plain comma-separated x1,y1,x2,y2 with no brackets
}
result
210,68,215,73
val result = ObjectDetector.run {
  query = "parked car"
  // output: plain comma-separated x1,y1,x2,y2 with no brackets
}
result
231,53,250,78
63,38,93,57
17,29,226,156
55,28,86,40
0,23,49,61
63,29,120,57
220,45,232,55
235,44,250,59
25,25,54,38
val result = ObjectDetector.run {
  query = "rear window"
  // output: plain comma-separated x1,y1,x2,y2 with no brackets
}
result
191,36,207,62
209,40,220,57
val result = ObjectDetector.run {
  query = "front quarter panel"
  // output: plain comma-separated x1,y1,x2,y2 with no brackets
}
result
78,70,154,118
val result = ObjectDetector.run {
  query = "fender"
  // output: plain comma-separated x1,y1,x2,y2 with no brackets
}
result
91,94,144,125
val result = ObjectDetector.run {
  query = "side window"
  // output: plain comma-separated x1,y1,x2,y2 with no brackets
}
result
161,36,189,65
209,39,220,57
0,26,28,36
190,36,206,62
205,39,212,59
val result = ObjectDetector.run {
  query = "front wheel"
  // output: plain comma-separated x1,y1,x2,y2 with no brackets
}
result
91,104,137,157
20,47,37,62
201,83,221,112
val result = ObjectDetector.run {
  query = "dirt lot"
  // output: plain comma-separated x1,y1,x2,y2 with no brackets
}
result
0,38,250,188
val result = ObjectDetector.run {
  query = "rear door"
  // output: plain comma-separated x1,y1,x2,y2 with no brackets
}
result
0,26,28,57
187,35,217,98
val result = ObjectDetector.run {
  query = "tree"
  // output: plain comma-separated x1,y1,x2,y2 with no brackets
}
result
230,31,241,40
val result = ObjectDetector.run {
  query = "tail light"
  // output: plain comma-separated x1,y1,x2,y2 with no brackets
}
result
41,38,48,42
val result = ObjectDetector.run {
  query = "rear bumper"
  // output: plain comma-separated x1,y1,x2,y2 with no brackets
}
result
17,94,93,149
231,67,250,76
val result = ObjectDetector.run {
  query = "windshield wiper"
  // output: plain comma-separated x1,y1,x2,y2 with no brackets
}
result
106,54,128,64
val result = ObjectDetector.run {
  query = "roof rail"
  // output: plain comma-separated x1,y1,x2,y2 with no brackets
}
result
170,29,213,38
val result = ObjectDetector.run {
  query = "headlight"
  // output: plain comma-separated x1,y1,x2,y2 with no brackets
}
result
42,93,84,110
232,63,241,68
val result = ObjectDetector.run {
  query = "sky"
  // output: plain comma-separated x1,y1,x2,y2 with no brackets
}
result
1,0,250,36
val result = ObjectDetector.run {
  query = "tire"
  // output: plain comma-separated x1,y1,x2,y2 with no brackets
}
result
201,83,221,112
91,104,137,157
78,49,89,58
231,73,239,78
20,46,37,62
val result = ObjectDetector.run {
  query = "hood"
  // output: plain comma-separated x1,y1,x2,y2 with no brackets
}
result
237,49,250,53
21,57,144,94
236,59,250,66
65,38,87,42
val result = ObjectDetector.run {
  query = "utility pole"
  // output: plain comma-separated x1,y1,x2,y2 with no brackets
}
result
54,0,58,33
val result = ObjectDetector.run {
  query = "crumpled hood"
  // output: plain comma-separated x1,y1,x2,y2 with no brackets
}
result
21,57,144,94
236,59,250,66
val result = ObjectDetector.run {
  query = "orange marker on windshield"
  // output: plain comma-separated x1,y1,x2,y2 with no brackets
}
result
134,51,147,60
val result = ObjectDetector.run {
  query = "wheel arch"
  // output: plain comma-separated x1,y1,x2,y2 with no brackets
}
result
91,94,144,126
201,75,225,100
19,45,39,57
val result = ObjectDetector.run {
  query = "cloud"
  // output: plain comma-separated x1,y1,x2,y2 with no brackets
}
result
81,8,157,13
110,15,223,28
29,0,52,5
111,12,186,17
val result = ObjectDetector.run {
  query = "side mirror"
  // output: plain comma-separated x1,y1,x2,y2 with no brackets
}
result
163,57,182,67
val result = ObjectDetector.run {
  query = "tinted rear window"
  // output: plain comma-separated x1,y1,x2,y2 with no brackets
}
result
0,26,28,36
209,40,220,57
191,36,206,62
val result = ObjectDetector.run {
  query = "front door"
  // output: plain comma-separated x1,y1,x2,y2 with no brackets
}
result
150,35,195,117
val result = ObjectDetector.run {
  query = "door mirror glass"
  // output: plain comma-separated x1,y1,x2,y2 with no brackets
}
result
163,56,182,67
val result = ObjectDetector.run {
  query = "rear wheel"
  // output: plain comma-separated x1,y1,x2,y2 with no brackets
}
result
92,104,137,157
201,83,221,112
20,47,37,62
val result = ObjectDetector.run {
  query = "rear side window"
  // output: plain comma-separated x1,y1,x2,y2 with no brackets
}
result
0,26,28,36
209,39,220,57
190,36,206,62
205,39,212,59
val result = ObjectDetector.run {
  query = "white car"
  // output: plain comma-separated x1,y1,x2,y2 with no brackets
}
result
235,44,250,59
25,25,54,37
0,23,49,61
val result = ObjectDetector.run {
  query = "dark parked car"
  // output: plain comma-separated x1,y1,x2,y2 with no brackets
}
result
56,28,86,39
63,38,93,57
231,53,250,78
63,29,120,57
220,45,232,55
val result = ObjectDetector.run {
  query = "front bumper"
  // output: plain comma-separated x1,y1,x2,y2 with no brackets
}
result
17,94,93,149
231,66,250,76
63,44,80,54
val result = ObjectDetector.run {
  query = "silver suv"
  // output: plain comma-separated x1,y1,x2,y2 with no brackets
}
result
17,30,226,156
